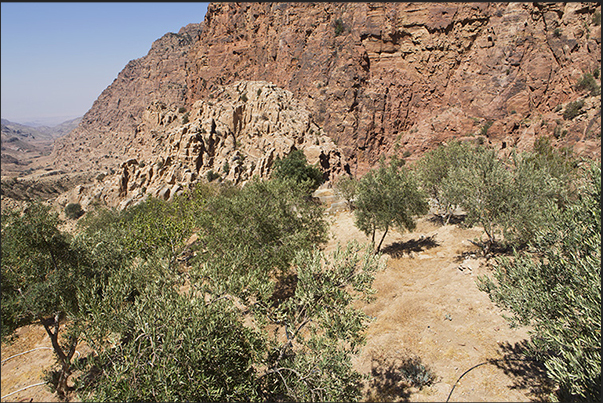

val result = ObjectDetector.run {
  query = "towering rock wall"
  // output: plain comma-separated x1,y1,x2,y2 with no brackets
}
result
52,2,601,178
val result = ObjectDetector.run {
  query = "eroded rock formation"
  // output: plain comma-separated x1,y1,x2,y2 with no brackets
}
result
56,81,348,209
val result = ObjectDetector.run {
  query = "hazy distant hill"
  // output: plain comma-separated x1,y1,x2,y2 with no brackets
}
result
1,117,82,141
1,117,82,177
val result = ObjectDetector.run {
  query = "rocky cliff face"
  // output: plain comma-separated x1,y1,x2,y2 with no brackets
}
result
51,23,203,173
51,2,601,182
56,81,348,209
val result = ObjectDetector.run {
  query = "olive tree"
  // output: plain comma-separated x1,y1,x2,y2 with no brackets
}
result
442,144,513,253
334,174,358,210
195,177,328,286
477,161,601,401
503,140,578,247
414,140,474,224
354,157,429,253
74,180,382,402
1,203,93,397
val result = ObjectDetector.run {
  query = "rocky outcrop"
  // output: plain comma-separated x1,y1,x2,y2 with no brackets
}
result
50,23,203,173
55,81,348,209
51,3,601,178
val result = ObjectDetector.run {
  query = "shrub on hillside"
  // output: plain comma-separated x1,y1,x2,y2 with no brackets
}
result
563,99,585,120
65,203,84,219
575,72,601,96
272,149,324,191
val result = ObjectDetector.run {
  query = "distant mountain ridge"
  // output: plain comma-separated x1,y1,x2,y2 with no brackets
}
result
1,117,82,141
1,117,82,177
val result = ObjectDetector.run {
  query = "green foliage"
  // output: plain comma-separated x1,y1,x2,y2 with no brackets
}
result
499,138,578,247
418,139,579,252
194,177,328,292
2,204,76,328
334,174,358,209
182,111,190,124
223,160,230,173
553,27,562,37
592,10,601,26
414,140,474,224
178,106,187,113
199,241,383,402
355,157,429,252
334,18,345,36
206,169,220,182
272,149,324,192
115,196,196,264
575,72,601,96
563,99,585,120
442,144,513,250
73,180,379,402
593,67,600,79
477,161,601,401
553,125,568,139
1,203,98,395
241,92,248,102
65,202,85,219
77,277,262,402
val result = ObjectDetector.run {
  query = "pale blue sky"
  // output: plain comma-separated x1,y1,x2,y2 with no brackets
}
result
1,2,208,126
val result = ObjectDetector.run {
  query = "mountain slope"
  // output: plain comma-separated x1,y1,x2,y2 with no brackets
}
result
51,2,600,177
1,117,81,177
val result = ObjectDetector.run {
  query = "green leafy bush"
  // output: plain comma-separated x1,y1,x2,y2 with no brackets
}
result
272,149,324,192
592,10,601,26
443,144,512,251
182,111,190,124
69,178,379,402
206,169,220,182
1,203,100,396
334,18,345,36
563,99,585,120
478,161,601,402
575,72,601,96
65,202,85,219
414,140,474,224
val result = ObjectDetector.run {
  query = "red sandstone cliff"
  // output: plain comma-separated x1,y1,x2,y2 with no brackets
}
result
52,2,601,178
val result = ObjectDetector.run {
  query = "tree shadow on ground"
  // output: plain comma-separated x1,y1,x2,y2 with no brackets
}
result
492,340,556,402
365,350,437,402
381,235,439,258
427,213,466,226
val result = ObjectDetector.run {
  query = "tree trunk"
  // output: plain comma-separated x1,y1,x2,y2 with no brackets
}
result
376,225,389,253
41,313,77,398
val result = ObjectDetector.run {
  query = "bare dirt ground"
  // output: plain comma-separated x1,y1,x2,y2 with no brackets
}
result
1,209,552,402
327,211,553,402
